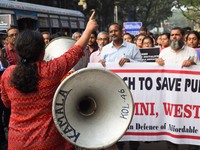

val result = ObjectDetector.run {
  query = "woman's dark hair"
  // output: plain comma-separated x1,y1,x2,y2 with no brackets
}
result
11,29,45,93
161,33,170,39
124,32,135,40
186,30,200,41
142,35,154,47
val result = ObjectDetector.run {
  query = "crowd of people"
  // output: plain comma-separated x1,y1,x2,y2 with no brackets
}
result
0,10,200,150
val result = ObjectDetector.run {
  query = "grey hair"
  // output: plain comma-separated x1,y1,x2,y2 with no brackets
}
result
72,32,82,39
97,31,109,38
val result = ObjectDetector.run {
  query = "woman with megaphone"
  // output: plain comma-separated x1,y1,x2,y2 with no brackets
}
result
1,12,98,150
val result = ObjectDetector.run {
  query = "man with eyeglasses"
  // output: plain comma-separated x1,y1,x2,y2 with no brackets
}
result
4,27,19,65
89,31,109,63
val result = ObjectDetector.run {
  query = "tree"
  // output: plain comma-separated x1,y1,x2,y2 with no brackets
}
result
167,9,194,29
80,0,175,30
175,0,200,24
119,0,175,29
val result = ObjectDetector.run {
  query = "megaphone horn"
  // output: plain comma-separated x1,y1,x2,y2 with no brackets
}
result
52,68,134,149
44,37,89,71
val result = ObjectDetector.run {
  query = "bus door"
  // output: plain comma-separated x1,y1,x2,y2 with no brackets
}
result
15,10,38,31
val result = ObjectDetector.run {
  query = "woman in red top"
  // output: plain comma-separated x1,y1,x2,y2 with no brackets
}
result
1,13,98,150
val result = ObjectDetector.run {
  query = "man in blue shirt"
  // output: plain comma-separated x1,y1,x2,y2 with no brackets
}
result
100,23,142,67
100,22,142,150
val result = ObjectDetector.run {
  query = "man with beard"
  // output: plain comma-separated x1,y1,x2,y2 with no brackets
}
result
89,31,109,62
156,27,199,150
156,27,199,67
100,23,142,67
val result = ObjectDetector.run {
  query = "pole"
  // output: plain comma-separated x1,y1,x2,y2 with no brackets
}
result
114,4,118,23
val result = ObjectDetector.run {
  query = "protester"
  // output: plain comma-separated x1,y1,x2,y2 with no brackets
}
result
85,31,98,56
123,32,134,43
160,33,170,50
156,27,199,150
139,26,148,35
41,32,51,46
72,31,82,41
185,30,200,48
155,34,162,47
100,23,142,150
90,31,109,63
135,34,146,48
1,12,98,150
182,27,192,44
3,27,19,65
183,30,191,45
142,35,154,48
156,27,199,68
100,23,142,68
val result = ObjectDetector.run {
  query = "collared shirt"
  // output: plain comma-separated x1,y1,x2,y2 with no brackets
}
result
4,44,19,65
85,44,99,56
159,45,199,65
101,40,143,62
89,50,101,63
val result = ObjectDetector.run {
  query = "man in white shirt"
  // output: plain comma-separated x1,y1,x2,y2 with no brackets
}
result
99,23,142,67
156,27,199,67
89,31,109,63
156,27,199,150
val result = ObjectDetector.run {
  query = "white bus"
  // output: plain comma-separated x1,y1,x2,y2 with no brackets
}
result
0,0,85,35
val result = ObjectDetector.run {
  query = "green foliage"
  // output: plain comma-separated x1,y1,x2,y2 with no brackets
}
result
167,9,194,28
82,0,175,30
176,0,200,23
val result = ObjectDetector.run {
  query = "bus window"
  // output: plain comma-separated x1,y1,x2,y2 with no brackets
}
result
15,10,38,31
38,14,50,33
50,15,60,28
78,18,85,30
60,16,69,28
17,18,38,31
70,17,78,29
38,14,49,28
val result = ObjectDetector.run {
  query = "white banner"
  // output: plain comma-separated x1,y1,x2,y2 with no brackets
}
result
88,63,200,145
